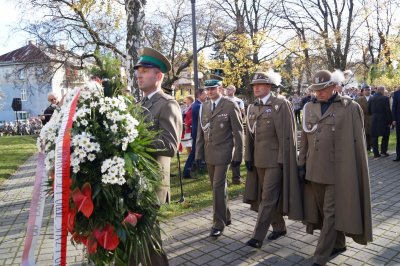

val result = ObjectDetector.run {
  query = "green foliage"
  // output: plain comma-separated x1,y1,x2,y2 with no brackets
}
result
209,33,263,90
89,52,127,96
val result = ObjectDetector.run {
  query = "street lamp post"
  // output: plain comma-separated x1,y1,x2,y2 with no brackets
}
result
191,0,199,92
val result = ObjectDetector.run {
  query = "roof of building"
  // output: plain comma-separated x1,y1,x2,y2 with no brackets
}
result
0,43,51,63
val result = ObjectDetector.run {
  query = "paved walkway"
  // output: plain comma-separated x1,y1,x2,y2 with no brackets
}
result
1,153,400,265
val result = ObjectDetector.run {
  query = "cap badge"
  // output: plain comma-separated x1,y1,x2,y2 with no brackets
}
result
315,77,319,83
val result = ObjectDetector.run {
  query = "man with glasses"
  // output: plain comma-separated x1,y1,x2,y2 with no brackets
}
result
196,79,243,238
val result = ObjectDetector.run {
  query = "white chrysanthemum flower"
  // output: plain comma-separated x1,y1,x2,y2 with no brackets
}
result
110,124,118,133
81,120,88,126
87,154,96,161
101,156,126,185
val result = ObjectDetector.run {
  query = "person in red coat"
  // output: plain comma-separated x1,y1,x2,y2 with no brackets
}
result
182,95,194,154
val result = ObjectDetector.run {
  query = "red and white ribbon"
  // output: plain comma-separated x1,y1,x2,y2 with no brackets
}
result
21,152,46,266
54,90,80,266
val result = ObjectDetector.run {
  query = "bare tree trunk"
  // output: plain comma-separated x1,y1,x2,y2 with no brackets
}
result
125,0,146,100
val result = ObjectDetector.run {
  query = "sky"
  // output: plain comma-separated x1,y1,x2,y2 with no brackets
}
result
0,0,28,55
0,0,166,56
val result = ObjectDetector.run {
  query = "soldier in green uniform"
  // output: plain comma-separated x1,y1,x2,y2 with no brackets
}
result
133,47,183,266
195,79,244,238
244,70,303,248
299,70,372,266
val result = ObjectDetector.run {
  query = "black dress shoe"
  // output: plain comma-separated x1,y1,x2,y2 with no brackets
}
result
209,228,223,237
246,238,263,248
381,152,389,157
373,154,381,158
393,156,400,161
267,230,286,240
330,246,347,256
312,264,322,266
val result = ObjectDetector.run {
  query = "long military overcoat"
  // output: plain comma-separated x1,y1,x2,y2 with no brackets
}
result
299,95,373,245
243,93,303,221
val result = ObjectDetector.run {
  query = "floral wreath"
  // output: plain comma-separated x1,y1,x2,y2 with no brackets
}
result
37,81,163,265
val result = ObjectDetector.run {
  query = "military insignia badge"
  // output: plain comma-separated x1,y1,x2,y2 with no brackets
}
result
344,99,348,106
315,77,319,83
265,108,272,113
274,105,278,110
220,123,224,128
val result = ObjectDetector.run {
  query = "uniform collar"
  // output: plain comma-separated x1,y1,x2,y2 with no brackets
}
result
146,88,162,99
259,93,271,105
211,95,223,107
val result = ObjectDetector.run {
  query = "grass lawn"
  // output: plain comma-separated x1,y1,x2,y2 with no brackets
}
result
0,135,38,184
160,153,246,220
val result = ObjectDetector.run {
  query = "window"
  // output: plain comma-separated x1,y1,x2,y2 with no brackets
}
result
21,89,27,101
17,111,29,120
36,67,44,76
18,69,26,80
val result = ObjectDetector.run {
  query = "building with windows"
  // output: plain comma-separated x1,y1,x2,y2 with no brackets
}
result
0,41,90,122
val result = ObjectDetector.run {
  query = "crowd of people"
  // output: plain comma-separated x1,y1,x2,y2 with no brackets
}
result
132,44,380,266
40,46,397,266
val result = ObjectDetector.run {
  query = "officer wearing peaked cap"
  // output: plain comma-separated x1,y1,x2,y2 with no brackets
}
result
132,47,182,266
195,77,244,238
244,70,303,249
299,70,372,265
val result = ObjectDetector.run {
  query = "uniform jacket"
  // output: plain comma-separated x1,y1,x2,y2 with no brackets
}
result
141,91,183,204
355,96,371,135
191,99,202,144
243,93,303,220
195,97,243,165
392,90,400,122
368,92,392,137
299,94,373,245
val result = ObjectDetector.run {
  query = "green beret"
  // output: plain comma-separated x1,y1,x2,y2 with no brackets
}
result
134,47,172,73
204,79,222,88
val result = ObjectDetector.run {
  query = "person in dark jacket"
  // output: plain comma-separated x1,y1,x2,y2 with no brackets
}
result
392,86,400,161
368,86,392,158
40,92,59,125
183,89,207,178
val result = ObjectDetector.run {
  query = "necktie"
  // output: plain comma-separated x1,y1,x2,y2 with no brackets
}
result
142,96,149,105
212,102,216,113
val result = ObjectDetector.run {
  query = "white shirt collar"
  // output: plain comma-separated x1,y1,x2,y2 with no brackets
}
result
146,88,162,99
260,93,271,105
211,95,222,107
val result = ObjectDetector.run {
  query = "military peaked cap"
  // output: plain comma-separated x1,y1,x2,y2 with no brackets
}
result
134,47,172,73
